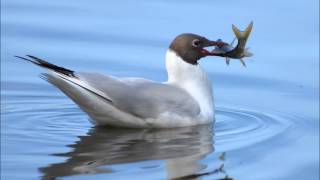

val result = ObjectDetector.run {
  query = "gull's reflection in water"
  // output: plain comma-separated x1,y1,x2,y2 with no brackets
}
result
40,125,223,180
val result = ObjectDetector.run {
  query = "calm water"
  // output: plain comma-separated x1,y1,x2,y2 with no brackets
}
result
1,0,319,179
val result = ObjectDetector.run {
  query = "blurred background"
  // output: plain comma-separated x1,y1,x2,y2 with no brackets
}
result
1,0,319,180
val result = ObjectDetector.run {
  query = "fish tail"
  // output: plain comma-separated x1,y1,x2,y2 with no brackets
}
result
244,21,253,39
232,21,253,40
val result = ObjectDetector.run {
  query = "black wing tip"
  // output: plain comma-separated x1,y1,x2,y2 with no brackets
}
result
15,55,75,77
14,55,22,58
26,55,40,60
15,55,30,61
14,55,40,65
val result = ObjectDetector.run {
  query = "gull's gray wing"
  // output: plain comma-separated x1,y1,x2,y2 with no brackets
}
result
76,73,200,119
14,55,200,120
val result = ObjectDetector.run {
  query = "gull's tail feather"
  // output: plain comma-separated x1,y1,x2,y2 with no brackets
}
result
232,21,253,40
39,72,132,127
39,72,111,117
15,55,75,77
16,55,113,103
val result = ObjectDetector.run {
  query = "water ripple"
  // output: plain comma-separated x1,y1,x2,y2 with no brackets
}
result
215,107,292,151
2,91,294,152
1,83,309,180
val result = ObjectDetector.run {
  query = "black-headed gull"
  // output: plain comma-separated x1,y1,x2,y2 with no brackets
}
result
16,34,227,128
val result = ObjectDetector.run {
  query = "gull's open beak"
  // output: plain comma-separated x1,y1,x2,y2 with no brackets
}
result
200,40,228,56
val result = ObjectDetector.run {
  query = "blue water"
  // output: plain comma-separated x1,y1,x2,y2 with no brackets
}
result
1,0,319,179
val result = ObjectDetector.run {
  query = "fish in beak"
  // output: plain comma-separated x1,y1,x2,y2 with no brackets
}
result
211,21,254,67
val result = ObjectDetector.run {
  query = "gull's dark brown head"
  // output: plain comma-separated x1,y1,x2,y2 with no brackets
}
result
169,33,227,65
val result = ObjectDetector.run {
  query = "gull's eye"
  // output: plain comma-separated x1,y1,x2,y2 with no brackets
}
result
192,39,200,47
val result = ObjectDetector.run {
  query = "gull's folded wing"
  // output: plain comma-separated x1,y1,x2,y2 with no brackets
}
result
16,55,200,120
76,73,201,119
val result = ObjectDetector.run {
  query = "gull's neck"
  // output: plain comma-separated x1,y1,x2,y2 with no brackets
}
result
165,49,214,119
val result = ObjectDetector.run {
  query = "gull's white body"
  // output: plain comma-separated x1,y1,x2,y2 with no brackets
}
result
43,50,214,128
165,50,214,122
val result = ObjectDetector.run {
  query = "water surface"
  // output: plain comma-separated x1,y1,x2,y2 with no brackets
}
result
1,0,319,179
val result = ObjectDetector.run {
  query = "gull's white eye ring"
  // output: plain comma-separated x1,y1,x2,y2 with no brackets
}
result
192,39,200,47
